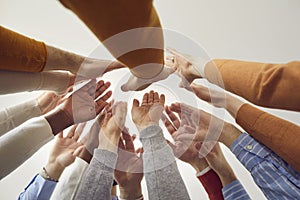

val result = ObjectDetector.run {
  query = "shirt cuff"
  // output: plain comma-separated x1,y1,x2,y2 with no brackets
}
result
196,166,211,177
139,125,163,139
222,180,250,200
93,149,117,171
19,174,57,200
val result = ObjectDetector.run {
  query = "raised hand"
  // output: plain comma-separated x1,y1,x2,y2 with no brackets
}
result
45,125,84,180
61,79,112,124
163,106,209,173
131,90,165,132
115,129,143,199
38,91,69,115
165,47,208,86
98,102,128,153
79,102,113,158
169,102,241,156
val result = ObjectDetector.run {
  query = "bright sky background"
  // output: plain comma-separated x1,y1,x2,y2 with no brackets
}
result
0,0,300,199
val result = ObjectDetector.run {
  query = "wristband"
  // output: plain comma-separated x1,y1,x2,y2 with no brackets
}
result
39,167,59,182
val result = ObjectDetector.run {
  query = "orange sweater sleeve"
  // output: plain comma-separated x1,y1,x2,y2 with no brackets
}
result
236,104,300,173
0,26,47,72
59,0,164,77
212,59,300,111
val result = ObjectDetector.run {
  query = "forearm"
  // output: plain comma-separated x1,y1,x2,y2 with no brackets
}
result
44,45,84,74
0,26,46,72
59,0,164,79
0,117,53,179
236,104,300,173
0,70,71,95
205,59,300,111
0,98,41,137
75,149,117,200
140,125,190,199
218,123,242,148
45,108,73,136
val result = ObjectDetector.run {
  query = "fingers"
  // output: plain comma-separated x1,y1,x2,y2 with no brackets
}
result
153,92,159,103
165,106,180,129
57,131,63,138
75,122,86,137
66,125,77,138
118,138,125,150
162,113,175,134
95,81,111,99
148,90,154,104
132,99,140,108
73,145,85,157
95,91,112,114
159,94,165,105
122,129,135,152
190,83,211,103
142,93,149,106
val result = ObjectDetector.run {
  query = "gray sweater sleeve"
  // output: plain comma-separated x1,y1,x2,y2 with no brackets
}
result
74,149,117,200
140,125,190,200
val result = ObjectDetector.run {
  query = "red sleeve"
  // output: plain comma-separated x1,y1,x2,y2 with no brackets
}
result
197,169,224,200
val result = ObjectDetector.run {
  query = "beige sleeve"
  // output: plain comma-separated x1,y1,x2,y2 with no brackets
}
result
51,158,89,200
0,26,47,72
0,99,41,137
236,104,300,174
209,59,300,111
0,117,53,179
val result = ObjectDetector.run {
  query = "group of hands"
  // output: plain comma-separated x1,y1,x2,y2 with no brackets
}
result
36,45,241,196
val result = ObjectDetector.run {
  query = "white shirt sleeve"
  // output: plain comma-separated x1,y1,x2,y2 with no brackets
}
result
0,98,41,137
0,117,53,180
51,157,89,200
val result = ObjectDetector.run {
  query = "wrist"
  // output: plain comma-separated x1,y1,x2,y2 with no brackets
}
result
43,161,65,181
45,108,74,135
98,130,120,153
136,122,159,132
217,169,237,187
225,94,245,118
119,184,142,200
220,123,242,148
190,159,209,174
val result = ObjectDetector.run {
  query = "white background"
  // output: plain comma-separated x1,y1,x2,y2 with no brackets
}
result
0,0,300,199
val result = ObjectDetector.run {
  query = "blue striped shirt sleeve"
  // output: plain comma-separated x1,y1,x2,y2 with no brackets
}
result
18,174,57,200
230,132,300,200
222,180,251,200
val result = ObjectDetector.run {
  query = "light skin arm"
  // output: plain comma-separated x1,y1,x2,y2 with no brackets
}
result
115,129,143,199
199,142,237,187
45,79,112,136
43,125,84,181
163,106,209,173
98,102,127,153
45,45,125,78
169,102,242,148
